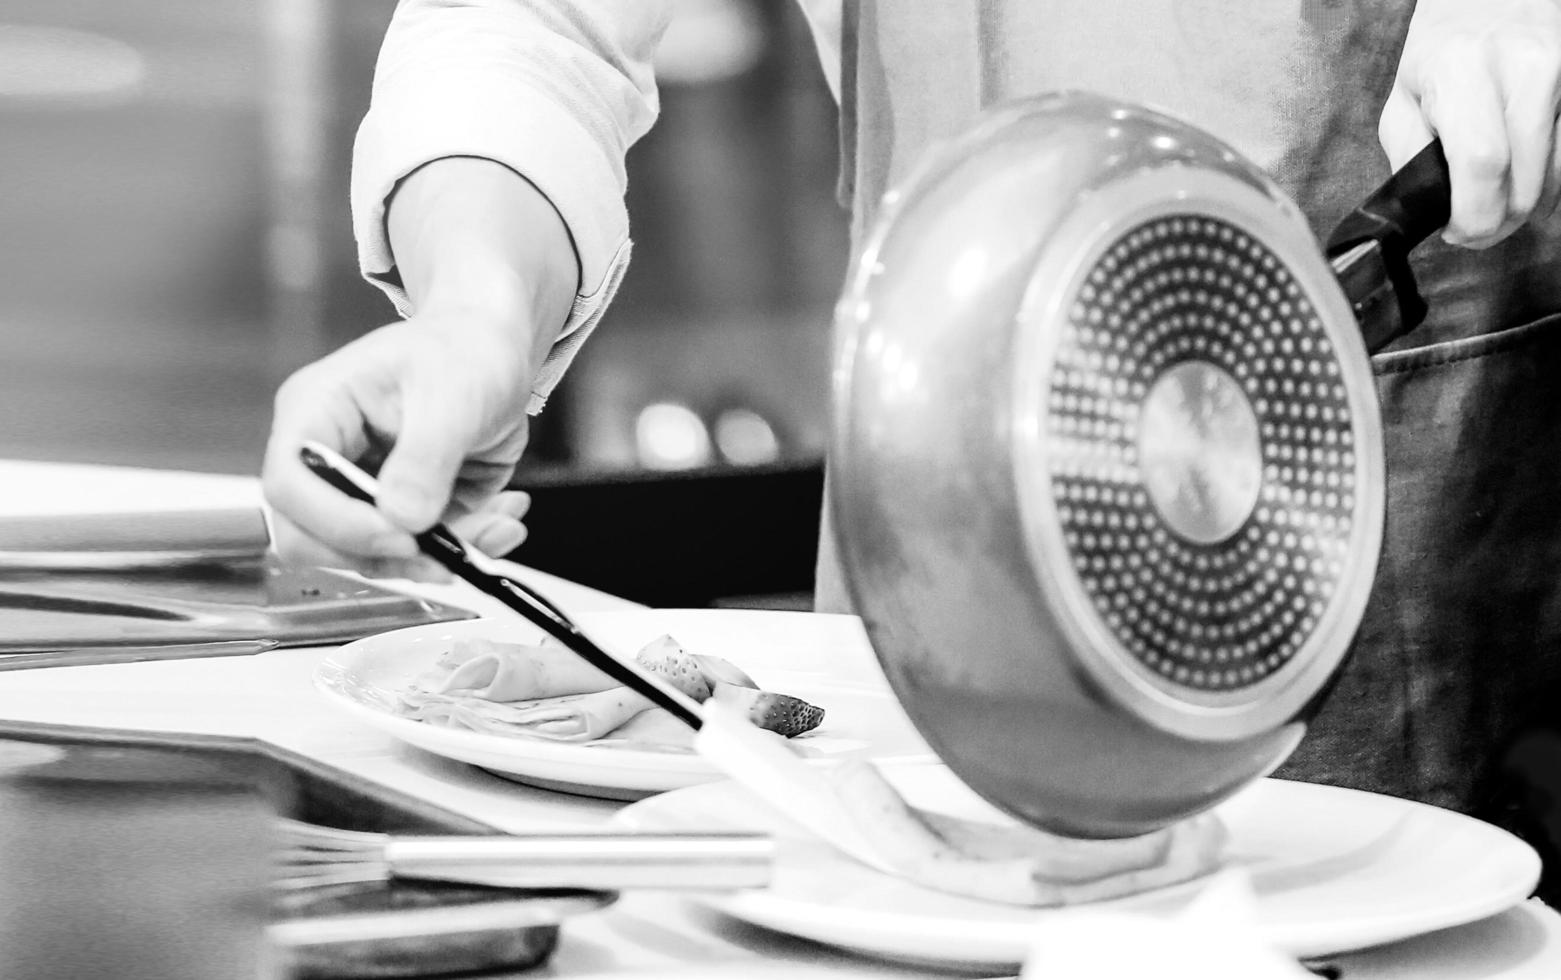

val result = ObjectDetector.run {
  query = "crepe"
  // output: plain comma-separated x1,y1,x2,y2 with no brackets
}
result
418,636,617,701
592,705,699,752
397,633,715,743
827,759,1227,907
402,685,656,740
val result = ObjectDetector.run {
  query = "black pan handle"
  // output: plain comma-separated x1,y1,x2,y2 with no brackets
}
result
1325,139,1452,353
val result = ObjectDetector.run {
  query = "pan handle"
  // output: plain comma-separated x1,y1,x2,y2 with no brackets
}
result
1325,139,1452,353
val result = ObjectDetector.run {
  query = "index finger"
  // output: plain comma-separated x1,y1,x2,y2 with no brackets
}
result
262,379,419,561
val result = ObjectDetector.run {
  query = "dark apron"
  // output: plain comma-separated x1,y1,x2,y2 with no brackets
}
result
823,0,1561,825
1284,319,1561,811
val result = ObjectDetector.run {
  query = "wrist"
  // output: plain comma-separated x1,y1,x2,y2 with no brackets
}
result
387,157,580,360
415,252,556,326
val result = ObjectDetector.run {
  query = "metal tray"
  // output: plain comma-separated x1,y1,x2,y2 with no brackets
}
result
0,719,614,979
0,558,476,652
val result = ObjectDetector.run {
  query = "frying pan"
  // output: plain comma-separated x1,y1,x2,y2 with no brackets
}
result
831,92,1452,838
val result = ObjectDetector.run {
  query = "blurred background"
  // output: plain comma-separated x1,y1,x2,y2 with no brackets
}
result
0,0,847,480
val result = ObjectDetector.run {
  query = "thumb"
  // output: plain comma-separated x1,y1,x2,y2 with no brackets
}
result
1378,84,1437,171
375,374,482,533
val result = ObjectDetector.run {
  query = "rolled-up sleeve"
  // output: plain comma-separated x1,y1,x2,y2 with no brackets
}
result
352,0,669,412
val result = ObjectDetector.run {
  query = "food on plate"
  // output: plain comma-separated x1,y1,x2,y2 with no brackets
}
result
397,632,825,749
422,636,617,701
404,686,659,740
710,682,825,738
826,759,1226,907
690,653,758,689
634,634,712,701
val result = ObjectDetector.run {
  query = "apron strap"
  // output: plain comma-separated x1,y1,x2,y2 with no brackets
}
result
836,0,859,211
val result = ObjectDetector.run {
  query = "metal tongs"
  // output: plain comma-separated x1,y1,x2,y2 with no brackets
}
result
298,441,896,874
276,816,772,892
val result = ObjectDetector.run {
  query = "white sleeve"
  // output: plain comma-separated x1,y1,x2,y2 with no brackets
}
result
351,0,671,412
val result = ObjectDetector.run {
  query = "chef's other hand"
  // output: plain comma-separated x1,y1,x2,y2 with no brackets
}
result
261,157,577,581
1380,0,1561,248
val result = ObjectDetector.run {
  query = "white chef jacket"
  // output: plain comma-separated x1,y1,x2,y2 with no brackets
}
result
353,1,659,413
351,0,842,413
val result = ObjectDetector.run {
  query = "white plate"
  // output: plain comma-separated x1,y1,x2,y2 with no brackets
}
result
616,765,1542,970
315,609,936,800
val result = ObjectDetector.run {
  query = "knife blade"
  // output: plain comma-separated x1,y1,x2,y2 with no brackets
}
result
0,639,280,672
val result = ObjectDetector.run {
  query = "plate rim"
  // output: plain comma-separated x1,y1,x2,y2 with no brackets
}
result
312,610,937,794
615,767,1543,966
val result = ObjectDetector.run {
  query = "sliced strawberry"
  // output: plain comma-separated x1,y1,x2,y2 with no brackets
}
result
710,682,825,737
635,634,712,702
692,653,758,690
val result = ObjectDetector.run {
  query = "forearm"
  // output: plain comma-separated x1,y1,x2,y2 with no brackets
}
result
387,156,580,371
352,0,671,410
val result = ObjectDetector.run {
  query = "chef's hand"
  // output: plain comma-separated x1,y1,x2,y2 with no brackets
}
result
261,157,578,581
1380,0,1561,248
263,313,538,582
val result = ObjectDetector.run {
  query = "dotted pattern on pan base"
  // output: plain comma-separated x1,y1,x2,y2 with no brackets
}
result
1046,215,1356,695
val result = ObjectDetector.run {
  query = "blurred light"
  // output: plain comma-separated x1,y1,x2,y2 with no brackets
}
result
714,407,781,465
0,25,145,105
654,0,766,85
635,401,714,470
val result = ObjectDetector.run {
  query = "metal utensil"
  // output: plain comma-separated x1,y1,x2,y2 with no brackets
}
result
0,639,279,671
266,892,611,953
832,92,1452,837
0,560,475,652
275,817,773,892
0,507,270,569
